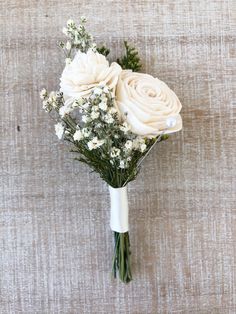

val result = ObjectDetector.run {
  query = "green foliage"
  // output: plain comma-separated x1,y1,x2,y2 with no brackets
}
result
161,134,169,141
117,41,142,72
97,45,110,57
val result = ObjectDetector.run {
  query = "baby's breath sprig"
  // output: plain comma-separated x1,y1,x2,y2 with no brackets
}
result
59,17,96,63
40,84,156,188
40,89,64,113
59,18,110,63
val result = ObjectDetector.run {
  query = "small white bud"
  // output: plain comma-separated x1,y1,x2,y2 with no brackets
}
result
67,19,75,27
125,140,133,150
65,41,72,50
103,86,110,94
92,105,99,112
119,160,126,169
91,111,100,120
40,88,47,99
99,101,108,111
110,147,121,158
82,102,90,109
93,87,103,95
91,43,97,51
140,143,147,153
80,16,87,23
73,130,83,141
82,115,90,123
87,137,104,150
82,128,91,137
104,114,114,124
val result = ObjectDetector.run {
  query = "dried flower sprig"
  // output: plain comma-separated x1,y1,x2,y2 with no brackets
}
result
40,17,182,284
59,17,96,63
41,84,164,188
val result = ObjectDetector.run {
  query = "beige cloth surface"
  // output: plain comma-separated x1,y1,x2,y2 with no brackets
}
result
0,0,236,313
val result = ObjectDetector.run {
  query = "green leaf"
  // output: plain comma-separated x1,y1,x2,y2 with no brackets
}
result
117,41,142,72
160,134,169,141
97,45,110,57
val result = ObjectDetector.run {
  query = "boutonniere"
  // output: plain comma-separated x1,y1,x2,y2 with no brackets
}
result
40,17,182,283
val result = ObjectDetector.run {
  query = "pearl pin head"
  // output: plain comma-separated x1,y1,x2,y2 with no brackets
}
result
166,117,177,128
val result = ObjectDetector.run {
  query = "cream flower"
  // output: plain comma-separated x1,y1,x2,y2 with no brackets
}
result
116,70,182,137
60,49,122,101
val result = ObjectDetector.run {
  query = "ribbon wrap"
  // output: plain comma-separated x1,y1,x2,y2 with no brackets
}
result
109,186,129,233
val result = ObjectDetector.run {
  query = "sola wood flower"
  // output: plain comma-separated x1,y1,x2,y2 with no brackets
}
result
116,70,182,136
60,50,122,99
40,17,182,283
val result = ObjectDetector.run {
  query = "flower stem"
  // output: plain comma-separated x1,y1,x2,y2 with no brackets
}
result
112,231,132,283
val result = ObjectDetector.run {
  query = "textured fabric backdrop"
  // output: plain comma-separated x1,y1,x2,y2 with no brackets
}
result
0,0,236,313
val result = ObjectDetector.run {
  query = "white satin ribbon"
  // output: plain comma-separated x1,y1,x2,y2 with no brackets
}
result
109,186,129,233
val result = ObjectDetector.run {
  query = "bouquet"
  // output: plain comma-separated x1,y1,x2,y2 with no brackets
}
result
40,17,182,283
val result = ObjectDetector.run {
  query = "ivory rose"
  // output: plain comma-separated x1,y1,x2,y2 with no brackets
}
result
116,70,182,137
60,49,122,99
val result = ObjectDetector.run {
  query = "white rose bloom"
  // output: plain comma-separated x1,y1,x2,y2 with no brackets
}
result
116,70,182,137
60,50,122,103
55,123,64,139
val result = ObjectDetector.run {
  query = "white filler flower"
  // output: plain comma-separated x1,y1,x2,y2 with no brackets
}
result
124,140,133,150
99,101,108,111
73,130,83,141
87,137,105,150
55,123,64,139
110,147,121,158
